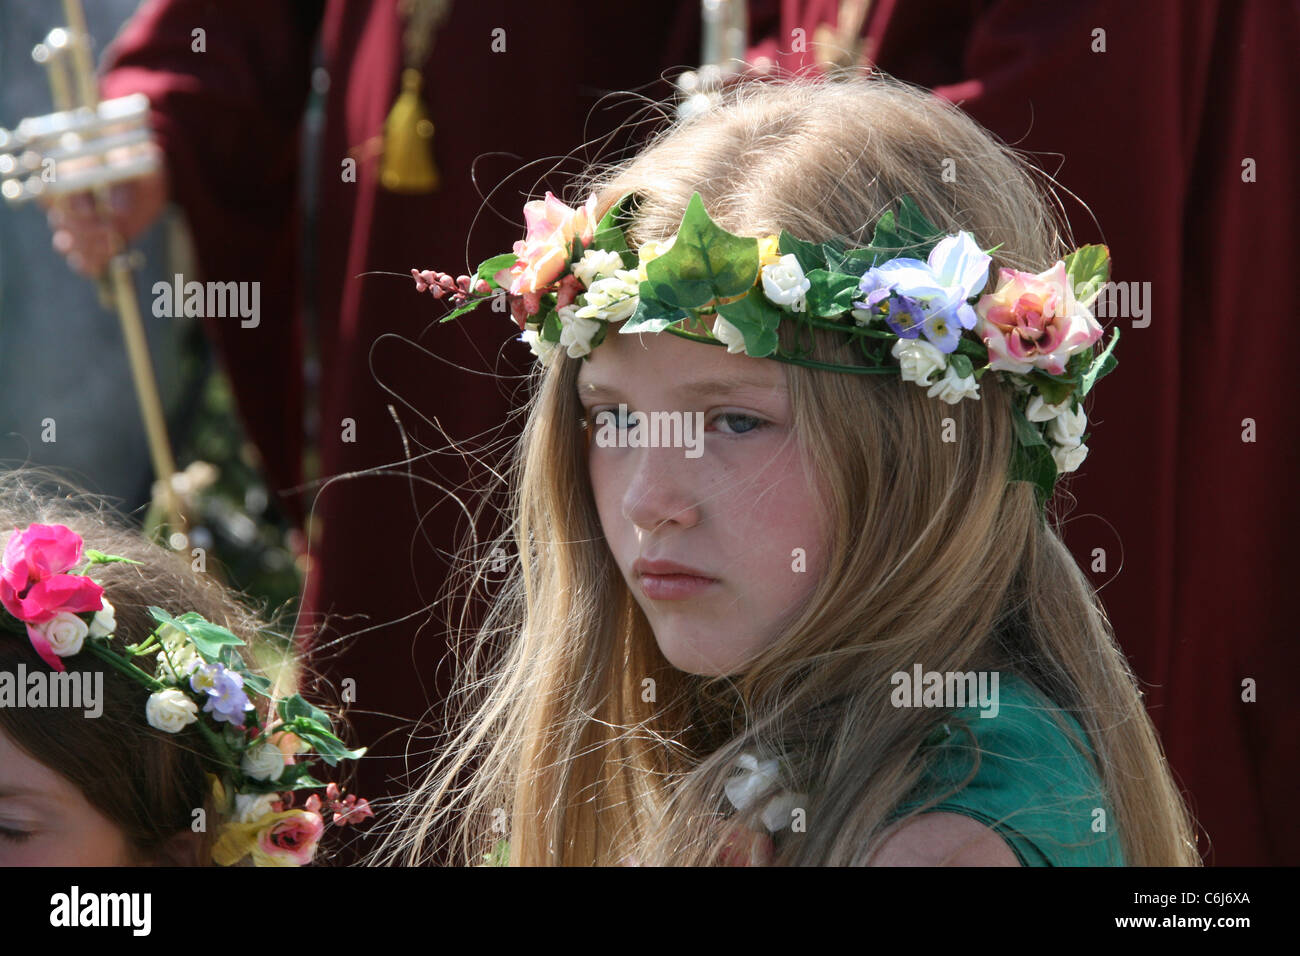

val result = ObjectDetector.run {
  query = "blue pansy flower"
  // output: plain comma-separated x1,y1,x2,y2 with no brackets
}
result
853,232,992,353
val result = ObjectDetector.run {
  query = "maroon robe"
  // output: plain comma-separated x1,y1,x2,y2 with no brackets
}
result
749,0,1299,865
100,0,702,820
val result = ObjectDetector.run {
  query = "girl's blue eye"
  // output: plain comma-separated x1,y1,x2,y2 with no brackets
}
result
584,409,768,435
0,827,34,843
712,412,766,435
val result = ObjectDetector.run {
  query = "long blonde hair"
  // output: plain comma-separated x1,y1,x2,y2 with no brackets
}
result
378,72,1200,866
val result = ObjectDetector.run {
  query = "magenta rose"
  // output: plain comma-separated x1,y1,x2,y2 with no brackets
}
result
1,523,104,671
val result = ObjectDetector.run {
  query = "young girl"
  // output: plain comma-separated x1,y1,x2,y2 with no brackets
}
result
0,467,372,865
390,73,1199,866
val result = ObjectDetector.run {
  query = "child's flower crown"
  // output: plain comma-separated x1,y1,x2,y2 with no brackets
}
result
413,191,1119,508
0,523,373,866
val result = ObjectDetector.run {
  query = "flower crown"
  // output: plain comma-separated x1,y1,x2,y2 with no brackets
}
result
0,523,373,866
412,191,1119,506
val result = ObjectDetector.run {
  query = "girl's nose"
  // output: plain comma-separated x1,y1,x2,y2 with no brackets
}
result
621,441,704,533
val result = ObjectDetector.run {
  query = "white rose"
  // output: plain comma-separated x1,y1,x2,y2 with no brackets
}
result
1024,394,1071,423
233,792,279,824
557,305,604,358
1052,441,1089,474
88,598,116,638
572,249,625,288
241,742,285,782
926,364,981,404
1047,404,1087,445
145,688,199,733
710,315,748,354
891,337,947,386
520,328,559,366
760,254,811,309
41,612,89,658
575,270,640,324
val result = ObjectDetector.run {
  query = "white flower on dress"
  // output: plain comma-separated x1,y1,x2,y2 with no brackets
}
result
724,752,807,833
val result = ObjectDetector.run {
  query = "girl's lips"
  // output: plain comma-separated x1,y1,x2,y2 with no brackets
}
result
639,573,717,601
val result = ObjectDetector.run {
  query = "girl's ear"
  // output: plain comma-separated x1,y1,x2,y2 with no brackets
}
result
149,828,207,866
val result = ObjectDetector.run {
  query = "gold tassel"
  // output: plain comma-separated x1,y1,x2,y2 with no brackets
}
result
380,68,439,193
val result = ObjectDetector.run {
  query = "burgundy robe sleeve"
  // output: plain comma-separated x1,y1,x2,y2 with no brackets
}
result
99,0,320,528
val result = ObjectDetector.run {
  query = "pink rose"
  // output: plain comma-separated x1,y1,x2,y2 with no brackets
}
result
1,524,104,671
494,192,598,302
975,262,1103,375
256,809,324,866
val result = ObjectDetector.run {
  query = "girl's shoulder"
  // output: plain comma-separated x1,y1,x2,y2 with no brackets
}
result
890,672,1125,866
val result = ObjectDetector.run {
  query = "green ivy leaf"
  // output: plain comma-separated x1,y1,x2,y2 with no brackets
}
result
644,192,757,308
148,607,244,660
242,673,273,698
804,270,862,317
1079,327,1120,397
280,694,334,734
540,308,562,344
621,287,692,333
948,353,974,380
714,292,782,357
869,196,943,260
778,231,829,275
1027,371,1075,406
593,191,637,255
1064,244,1110,307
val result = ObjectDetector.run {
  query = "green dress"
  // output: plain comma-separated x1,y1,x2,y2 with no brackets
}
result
889,672,1125,866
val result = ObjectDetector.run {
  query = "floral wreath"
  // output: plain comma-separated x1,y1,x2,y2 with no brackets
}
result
413,191,1119,508
0,523,373,866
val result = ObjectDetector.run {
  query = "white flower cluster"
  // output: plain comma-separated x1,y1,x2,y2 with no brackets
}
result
1025,393,1089,474
890,337,980,404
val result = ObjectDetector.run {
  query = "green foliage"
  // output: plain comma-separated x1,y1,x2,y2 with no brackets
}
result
148,606,244,660
642,192,758,309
